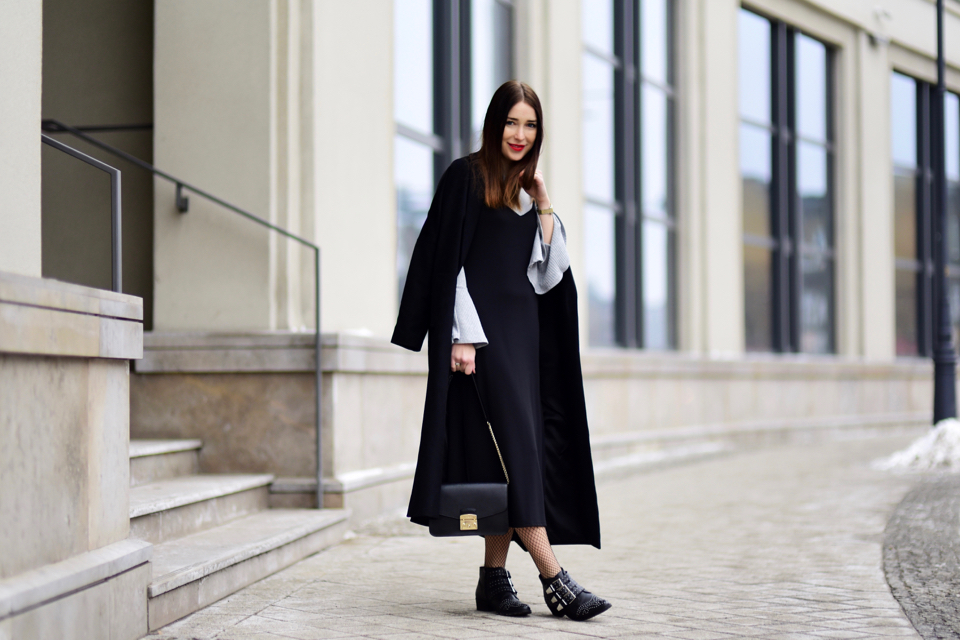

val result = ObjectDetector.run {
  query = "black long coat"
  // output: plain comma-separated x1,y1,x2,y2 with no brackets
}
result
391,156,601,548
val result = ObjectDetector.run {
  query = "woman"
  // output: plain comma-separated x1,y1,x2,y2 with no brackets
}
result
392,81,610,622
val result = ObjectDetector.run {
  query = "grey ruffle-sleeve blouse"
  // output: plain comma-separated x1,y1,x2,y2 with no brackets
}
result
452,189,570,347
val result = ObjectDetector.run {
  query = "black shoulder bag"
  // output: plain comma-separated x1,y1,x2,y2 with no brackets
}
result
428,376,510,537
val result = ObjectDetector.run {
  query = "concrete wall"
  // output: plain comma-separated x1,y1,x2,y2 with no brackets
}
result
0,2,42,278
153,0,330,334
313,0,396,337
144,0,960,359
0,272,148,640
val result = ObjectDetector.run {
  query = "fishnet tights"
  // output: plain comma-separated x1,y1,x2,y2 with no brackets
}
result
484,526,561,579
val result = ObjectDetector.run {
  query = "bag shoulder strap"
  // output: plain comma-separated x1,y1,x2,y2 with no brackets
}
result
451,374,510,485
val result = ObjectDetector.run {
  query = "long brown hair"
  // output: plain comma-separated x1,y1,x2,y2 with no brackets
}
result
473,81,544,210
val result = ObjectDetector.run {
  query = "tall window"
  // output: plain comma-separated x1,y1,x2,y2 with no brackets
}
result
739,9,835,353
394,0,514,299
892,72,960,356
583,0,676,349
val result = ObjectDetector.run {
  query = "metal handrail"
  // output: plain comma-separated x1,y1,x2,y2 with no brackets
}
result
42,120,325,510
41,133,122,292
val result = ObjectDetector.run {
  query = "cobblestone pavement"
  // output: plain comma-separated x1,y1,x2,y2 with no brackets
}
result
884,474,960,639
149,431,931,640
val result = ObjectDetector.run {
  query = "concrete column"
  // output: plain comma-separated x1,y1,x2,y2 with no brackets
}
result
833,26,861,358
311,0,396,337
698,0,743,356
154,0,315,332
0,3,42,278
857,34,896,361
675,0,704,354
534,0,587,340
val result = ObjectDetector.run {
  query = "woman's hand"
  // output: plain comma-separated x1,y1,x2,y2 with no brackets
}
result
451,343,477,375
528,168,551,210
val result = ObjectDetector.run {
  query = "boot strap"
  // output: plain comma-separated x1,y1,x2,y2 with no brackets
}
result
546,578,577,606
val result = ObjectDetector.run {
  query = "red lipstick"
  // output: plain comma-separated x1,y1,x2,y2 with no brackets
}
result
509,144,525,151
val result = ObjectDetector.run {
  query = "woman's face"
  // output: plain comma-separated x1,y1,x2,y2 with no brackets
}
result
500,101,538,162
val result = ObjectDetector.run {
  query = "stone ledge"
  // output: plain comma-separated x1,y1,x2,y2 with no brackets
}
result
589,411,930,450
0,538,152,619
135,330,940,379
0,271,143,359
148,509,349,598
129,474,274,518
0,271,142,321
136,331,427,374
129,439,203,459
581,350,933,379
272,462,418,497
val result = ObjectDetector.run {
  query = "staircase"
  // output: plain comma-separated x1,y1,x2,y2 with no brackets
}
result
129,440,349,630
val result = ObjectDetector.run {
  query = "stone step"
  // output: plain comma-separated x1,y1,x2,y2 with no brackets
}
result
130,474,274,544
130,439,203,487
147,508,350,630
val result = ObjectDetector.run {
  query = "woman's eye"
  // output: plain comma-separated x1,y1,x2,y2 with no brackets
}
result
527,123,537,129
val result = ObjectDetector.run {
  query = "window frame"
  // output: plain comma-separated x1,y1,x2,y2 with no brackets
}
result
893,72,960,357
740,9,836,354
394,0,515,299
583,0,677,349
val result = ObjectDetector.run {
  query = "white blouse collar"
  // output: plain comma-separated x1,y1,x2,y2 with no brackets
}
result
512,189,534,215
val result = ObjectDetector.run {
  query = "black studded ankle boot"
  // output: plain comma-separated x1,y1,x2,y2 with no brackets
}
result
475,567,532,616
540,569,612,621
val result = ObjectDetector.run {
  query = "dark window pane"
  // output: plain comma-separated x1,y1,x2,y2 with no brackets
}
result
741,124,772,238
642,220,671,349
641,0,669,85
947,94,960,265
585,203,617,347
471,0,513,150
895,268,919,356
582,0,613,55
797,142,830,250
738,9,771,124
951,276,960,351
744,244,773,351
796,34,827,142
395,136,434,302
947,92,959,180
891,73,917,168
394,0,433,133
583,54,616,204
800,253,833,353
641,85,669,219
894,172,917,259
949,181,960,264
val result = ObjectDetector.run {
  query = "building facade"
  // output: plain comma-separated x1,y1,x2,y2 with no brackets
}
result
2,0,959,637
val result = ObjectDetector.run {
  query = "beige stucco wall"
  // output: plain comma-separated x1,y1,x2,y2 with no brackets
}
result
154,0,397,337
145,0,960,358
0,2,42,278
153,0,277,332
313,0,396,337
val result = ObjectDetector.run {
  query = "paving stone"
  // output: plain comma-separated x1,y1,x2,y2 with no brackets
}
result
145,432,935,639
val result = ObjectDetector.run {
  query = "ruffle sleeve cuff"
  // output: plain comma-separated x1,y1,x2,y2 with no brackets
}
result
527,212,570,294
451,267,489,347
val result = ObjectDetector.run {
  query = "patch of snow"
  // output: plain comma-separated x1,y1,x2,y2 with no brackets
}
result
873,419,960,471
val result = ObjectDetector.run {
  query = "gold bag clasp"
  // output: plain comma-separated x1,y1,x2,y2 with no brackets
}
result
460,514,478,531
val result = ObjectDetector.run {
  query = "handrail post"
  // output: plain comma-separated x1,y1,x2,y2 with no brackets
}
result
315,247,323,509
44,123,326,494
111,170,122,293
41,133,122,293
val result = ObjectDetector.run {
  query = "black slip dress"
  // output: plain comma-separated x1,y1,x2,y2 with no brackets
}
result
444,202,546,528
